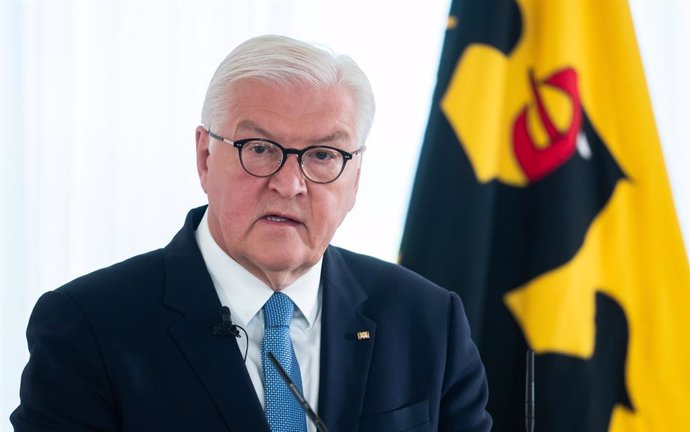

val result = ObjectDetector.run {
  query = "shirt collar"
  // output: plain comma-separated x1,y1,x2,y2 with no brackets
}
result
194,209,322,328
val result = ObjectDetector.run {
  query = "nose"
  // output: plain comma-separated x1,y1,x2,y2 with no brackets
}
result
267,154,308,197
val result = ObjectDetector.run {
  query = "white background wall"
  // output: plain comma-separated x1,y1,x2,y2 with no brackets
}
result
1,0,688,428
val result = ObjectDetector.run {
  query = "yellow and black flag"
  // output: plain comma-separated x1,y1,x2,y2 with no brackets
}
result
400,0,690,430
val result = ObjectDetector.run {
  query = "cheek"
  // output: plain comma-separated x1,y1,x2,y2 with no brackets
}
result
206,157,251,214
205,158,228,203
345,186,357,212
315,187,357,231
339,177,359,214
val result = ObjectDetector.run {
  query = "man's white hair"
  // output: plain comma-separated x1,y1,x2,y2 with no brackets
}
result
201,35,375,146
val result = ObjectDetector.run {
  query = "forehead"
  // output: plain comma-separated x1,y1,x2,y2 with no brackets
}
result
221,79,358,145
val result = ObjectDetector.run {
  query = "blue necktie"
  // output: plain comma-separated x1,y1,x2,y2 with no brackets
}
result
262,292,307,432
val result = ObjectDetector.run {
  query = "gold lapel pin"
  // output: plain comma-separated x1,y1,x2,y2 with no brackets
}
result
356,331,370,340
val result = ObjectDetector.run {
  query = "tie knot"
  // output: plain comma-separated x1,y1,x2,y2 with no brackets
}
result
263,292,295,328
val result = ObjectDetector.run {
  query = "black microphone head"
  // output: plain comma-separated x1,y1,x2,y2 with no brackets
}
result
212,323,229,336
213,306,241,338
220,306,232,323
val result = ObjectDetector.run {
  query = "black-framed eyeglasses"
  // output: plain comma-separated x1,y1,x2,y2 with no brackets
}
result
207,129,365,184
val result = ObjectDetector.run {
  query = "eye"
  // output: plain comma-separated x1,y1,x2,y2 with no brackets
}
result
306,148,341,162
245,141,277,156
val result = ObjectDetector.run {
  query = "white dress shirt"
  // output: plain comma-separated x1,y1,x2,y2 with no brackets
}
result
195,210,322,431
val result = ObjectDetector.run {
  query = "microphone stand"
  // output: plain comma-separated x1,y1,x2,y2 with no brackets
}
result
526,349,535,432
268,352,330,432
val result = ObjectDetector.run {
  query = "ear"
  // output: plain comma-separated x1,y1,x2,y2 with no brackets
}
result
196,125,211,193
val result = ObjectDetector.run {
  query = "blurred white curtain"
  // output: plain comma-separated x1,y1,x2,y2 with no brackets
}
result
1,0,688,426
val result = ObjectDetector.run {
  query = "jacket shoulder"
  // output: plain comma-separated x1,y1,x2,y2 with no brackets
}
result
328,246,452,301
57,248,166,303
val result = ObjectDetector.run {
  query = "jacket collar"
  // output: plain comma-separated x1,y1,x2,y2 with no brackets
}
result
318,246,377,431
162,206,270,432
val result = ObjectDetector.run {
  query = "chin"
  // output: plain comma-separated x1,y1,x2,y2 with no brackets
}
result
255,249,312,272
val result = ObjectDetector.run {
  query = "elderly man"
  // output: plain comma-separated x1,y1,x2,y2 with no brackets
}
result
11,35,491,432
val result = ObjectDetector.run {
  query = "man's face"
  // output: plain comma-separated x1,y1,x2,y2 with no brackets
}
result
196,79,362,289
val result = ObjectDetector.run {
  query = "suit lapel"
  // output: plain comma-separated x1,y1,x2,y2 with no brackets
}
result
318,247,376,431
162,207,270,432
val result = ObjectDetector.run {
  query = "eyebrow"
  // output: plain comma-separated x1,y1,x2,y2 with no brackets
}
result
235,120,351,146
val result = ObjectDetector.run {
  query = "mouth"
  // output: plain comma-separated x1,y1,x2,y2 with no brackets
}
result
261,213,302,225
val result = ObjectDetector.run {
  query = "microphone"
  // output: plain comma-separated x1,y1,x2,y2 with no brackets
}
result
267,352,330,432
525,349,535,432
213,306,241,337
213,306,248,362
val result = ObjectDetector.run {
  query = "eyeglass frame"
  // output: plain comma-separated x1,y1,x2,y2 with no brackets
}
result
205,128,366,184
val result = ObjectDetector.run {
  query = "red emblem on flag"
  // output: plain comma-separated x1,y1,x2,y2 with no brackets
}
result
512,68,582,182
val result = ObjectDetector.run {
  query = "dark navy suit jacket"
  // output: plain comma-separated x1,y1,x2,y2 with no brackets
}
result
11,207,491,432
